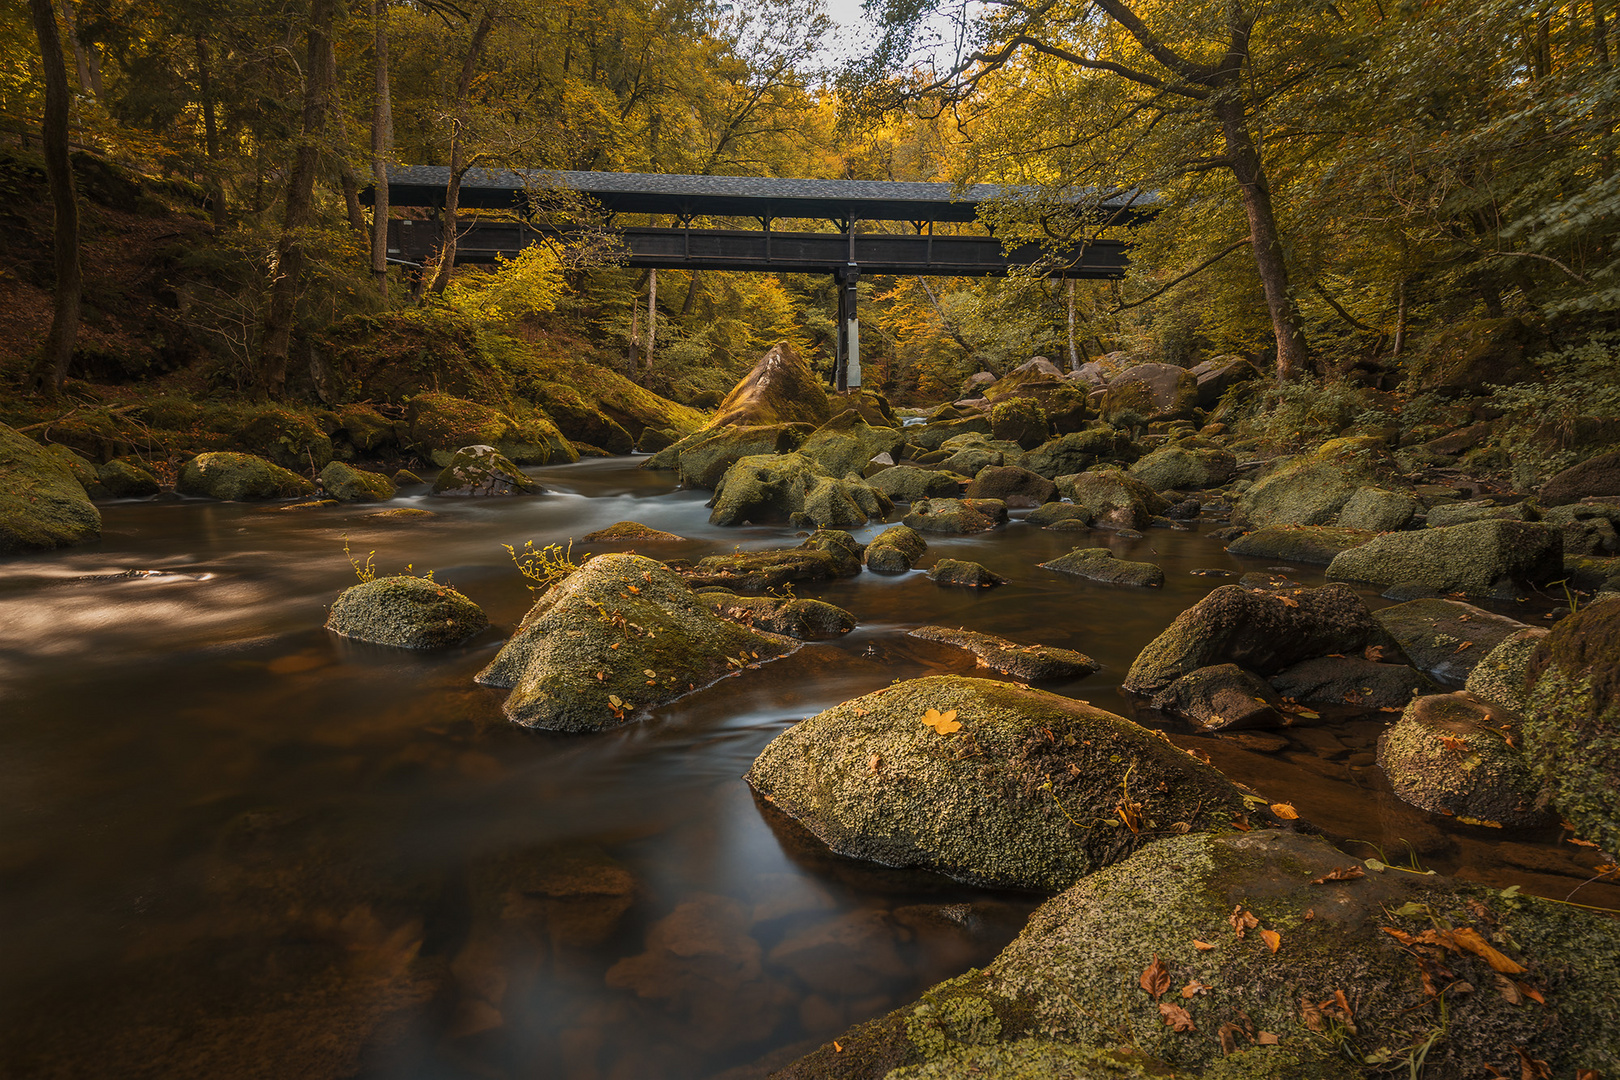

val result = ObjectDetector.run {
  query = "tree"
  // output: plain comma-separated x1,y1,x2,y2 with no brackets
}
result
26,0,81,396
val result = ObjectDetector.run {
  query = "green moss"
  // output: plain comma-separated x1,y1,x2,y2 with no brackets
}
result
176,452,314,502
430,445,539,496
707,451,890,528
1377,692,1553,827
1128,446,1237,492
1226,526,1374,566
707,342,832,428
0,423,102,554
319,461,395,503
231,407,334,471
1463,627,1547,713
798,411,907,477
672,423,812,488
97,457,161,498
1335,486,1418,532
904,497,1007,534
404,391,576,466
908,626,1096,680
1326,520,1563,598
990,398,1050,450
1057,468,1166,530
325,575,488,649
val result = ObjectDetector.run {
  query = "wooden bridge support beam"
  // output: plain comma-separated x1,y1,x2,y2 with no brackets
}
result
835,265,860,391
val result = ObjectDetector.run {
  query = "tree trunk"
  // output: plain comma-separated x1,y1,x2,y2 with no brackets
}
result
57,0,93,97
680,269,702,316
628,292,640,375
260,0,335,397
424,4,495,296
643,268,657,373
1065,277,1080,372
195,35,227,229
1215,96,1309,381
370,0,392,295
26,0,81,396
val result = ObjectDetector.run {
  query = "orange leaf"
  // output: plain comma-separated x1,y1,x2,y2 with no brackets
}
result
1438,734,1470,752
1193,939,1217,951
1181,979,1212,998
1449,927,1526,974
1159,1002,1196,1032
1311,865,1365,884
920,708,962,735
1229,906,1259,939
1269,802,1300,820
1260,929,1281,953
1512,1046,1552,1080
1258,1031,1280,1045
833,1041,842,1053
1140,955,1171,999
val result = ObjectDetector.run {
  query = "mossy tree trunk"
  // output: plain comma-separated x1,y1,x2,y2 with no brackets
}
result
369,0,392,296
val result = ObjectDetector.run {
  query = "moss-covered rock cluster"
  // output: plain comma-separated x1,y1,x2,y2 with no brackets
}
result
0,422,102,555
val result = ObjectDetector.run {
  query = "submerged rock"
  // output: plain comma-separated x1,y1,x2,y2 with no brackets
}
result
581,520,687,542
928,559,1007,588
325,575,488,648
1378,692,1554,828
776,829,1620,1080
0,423,102,554
1226,525,1373,565
745,675,1250,891
908,626,1097,680
1326,519,1563,598
476,553,797,731
1269,655,1436,709
699,590,856,640
430,444,540,496
1148,663,1284,730
674,531,863,592
864,524,927,572
1039,546,1164,587
177,451,315,502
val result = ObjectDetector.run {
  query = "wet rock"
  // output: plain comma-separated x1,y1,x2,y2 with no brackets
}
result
95,457,161,498
707,342,833,429
1463,627,1548,714
928,559,1006,588
366,507,435,522
1523,598,1620,854
319,461,395,503
1378,692,1554,828
404,391,576,466
325,575,489,648
1026,502,1094,529
864,524,927,572
1123,582,1399,694
962,465,1056,507
1020,428,1129,479
1226,525,1374,565
775,829,1620,1080
744,675,1250,891
708,452,890,528
909,416,995,452
1039,546,1164,587
393,468,424,486
1335,485,1419,532
430,444,540,496
1373,598,1536,685
1541,449,1620,506
1327,519,1563,598
1269,655,1436,709
1405,316,1545,394
987,397,1049,449
674,531,863,592
1148,663,1285,730
475,553,797,731
581,520,687,542
903,497,1007,534
0,423,102,553
177,451,316,502
1127,445,1236,492
867,464,961,504
1055,467,1166,530
1189,354,1261,410
908,626,1097,680
700,590,857,640
767,910,910,996
1098,362,1197,420
797,410,907,478
663,423,811,487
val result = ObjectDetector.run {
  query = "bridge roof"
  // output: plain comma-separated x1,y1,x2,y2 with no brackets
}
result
381,166,1152,223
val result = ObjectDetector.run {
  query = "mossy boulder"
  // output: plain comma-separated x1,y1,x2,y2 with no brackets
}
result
0,423,103,554
745,675,1250,891
867,465,961,504
699,590,856,640
910,416,995,452
1123,583,1398,694
1406,316,1545,394
865,524,927,572
580,521,687,542
333,404,397,453
1335,486,1418,532
708,452,890,528
1238,460,1361,529
522,356,705,452
1226,526,1374,566
1098,363,1198,421
177,451,315,502
96,457,161,498
988,398,1049,449
1372,599,1534,686
1540,449,1620,506
315,308,508,404
1378,692,1554,828
1425,499,1535,529
908,626,1096,680
664,423,811,487
1326,520,1563,599
1040,546,1164,587
1027,502,1095,529
1021,428,1130,479
1523,598,1620,854
1148,663,1285,730
963,465,1057,508
1545,502,1620,556
675,531,863,592
797,411,907,478
928,559,1007,588
1128,446,1236,492
319,461,395,503
777,829,1620,1080
1055,468,1166,530
430,445,539,496
707,342,832,429
231,407,334,471
938,446,1004,476
476,553,798,731
1269,655,1436,709
44,443,104,496
1464,627,1548,714
904,498,1007,534
325,575,488,649
404,392,577,466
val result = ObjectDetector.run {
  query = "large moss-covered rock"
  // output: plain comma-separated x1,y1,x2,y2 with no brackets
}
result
1021,428,1130,479
1378,692,1554,828
231,407,334,471
1040,546,1164,587
988,397,1049,449
96,457,161,498
1540,448,1620,506
1190,355,1261,410
909,416,995,452
675,531,863,592
0,423,102,554
404,392,577,466
1405,316,1545,394
333,404,397,453
1123,583,1397,694
1523,598,1620,854
963,465,1057,507
1335,486,1419,532
776,829,1620,1080
45,443,104,496
1373,598,1533,686
666,423,811,487
1226,526,1374,566
1148,663,1284,730
864,523,927,572
1128,445,1236,492
177,451,315,502
1236,443,1389,529
867,465,961,504
1464,627,1548,714
580,520,687,542
708,452,890,528
908,626,1096,680
1269,655,1435,709
904,498,1007,534
319,461,395,503
1425,499,1535,529
1055,468,1166,530
476,553,797,731
523,357,705,452
698,590,856,640
707,342,832,429
797,411,907,478
1327,520,1563,598
1027,502,1094,529
1098,363,1197,421
430,445,539,496
325,575,488,648
745,675,1249,891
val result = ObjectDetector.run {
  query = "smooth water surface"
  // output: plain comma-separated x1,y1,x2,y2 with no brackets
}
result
2,458,1614,1080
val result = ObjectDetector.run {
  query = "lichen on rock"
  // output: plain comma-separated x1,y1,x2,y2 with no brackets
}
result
0,423,102,554
325,575,488,649
1326,520,1563,598
1378,692,1554,828
1040,546,1165,587
177,451,315,502
909,626,1096,680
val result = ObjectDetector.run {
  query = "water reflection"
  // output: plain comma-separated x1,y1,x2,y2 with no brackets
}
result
0,457,1613,1080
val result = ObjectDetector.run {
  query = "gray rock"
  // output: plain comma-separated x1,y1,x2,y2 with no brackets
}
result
1378,692,1554,828
1327,519,1563,598
325,575,488,648
1269,655,1436,709
909,626,1097,680
1336,486,1419,532
1373,598,1534,686
867,464,962,503
1039,546,1164,587
1425,499,1536,529
1149,663,1284,729
1226,526,1374,565
1055,467,1165,530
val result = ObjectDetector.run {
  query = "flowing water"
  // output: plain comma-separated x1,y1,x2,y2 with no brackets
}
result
2,457,1615,1080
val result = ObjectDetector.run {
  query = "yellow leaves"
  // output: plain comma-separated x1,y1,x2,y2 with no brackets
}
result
920,708,961,734
1158,1002,1196,1032
1139,955,1171,999
627,584,640,593
1229,906,1259,939
1181,979,1212,998
1269,802,1299,820
1449,926,1525,974
1260,928,1281,954
595,671,606,681
1310,865,1365,884
1437,733,1470,752
833,1041,843,1053
1192,939,1217,951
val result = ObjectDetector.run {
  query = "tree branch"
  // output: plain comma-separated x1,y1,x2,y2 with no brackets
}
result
1110,237,1251,310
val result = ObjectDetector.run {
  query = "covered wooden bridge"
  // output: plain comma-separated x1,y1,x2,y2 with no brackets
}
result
374,168,1148,389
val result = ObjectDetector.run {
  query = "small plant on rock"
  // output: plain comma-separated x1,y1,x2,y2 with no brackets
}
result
505,539,587,591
